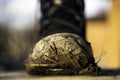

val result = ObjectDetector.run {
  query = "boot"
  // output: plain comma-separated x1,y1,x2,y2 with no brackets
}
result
25,0,100,75
39,0,86,39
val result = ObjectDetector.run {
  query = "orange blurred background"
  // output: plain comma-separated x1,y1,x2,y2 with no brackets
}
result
87,0,120,69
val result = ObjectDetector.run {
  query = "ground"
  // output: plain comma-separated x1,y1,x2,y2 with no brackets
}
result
0,71,120,80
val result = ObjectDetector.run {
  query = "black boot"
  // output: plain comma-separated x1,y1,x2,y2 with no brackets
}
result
25,0,101,75
39,0,86,39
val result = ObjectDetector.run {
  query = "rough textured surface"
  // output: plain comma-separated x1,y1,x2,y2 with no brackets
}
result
25,33,100,75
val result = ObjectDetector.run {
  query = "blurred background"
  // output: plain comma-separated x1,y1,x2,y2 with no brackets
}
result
0,0,119,71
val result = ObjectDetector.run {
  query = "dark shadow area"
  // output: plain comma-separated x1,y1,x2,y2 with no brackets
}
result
100,69,120,76
25,68,120,76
